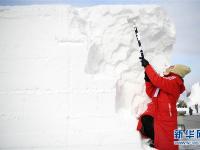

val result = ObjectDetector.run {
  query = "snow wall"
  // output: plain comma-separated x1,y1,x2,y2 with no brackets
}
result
0,5,175,150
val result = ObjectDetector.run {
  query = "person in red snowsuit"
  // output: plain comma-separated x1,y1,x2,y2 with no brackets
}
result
137,57,191,150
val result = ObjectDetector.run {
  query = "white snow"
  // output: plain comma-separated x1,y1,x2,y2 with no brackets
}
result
0,5,175,150
189,82,200,106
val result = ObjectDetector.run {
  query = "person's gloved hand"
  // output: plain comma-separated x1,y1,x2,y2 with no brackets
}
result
139,57,149,68
144,72,150,82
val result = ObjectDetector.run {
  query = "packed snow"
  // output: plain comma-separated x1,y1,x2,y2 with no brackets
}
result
188,82,200,106
0,5,175,150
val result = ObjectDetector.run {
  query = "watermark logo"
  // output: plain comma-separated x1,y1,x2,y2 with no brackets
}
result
174,129,200,145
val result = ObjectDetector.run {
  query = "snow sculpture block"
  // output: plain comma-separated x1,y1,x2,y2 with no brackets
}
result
0,5,175,149
83,5,176,115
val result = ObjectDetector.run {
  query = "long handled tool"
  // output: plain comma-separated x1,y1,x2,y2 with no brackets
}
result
127,18,144,59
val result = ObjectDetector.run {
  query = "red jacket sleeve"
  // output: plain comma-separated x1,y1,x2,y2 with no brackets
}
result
145,65,180,95
145,82,157,98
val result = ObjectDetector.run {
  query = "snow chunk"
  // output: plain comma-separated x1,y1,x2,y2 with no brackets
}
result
83,5,176,114
189,82,200,105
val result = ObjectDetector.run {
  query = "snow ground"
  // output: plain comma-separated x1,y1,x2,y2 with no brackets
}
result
0,5,175,150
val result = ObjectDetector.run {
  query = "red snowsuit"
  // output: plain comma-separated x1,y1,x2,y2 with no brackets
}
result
137,65,185,150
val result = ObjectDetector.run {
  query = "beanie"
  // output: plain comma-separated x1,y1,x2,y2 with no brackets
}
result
164,64,191,78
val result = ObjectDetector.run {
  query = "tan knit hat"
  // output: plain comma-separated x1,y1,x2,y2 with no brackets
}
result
164,64,191,78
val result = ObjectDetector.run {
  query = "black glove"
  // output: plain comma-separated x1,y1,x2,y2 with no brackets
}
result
144,72,150,82
139,57,149,68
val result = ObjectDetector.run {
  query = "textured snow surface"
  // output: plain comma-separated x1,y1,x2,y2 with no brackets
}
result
0,5,175,150
189,82,200,106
